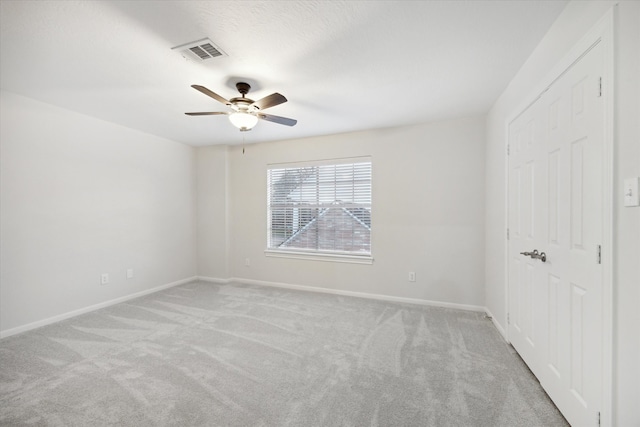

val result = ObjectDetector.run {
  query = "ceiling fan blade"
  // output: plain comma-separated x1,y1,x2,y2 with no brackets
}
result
252,93,287,110
185,112,228,116
258,113,297,126
191,85,230,105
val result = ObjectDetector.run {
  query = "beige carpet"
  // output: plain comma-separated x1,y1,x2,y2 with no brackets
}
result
0,281,568,426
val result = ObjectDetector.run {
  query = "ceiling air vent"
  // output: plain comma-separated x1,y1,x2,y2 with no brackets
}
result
171,38,226,62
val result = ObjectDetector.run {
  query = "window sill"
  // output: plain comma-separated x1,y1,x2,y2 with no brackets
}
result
264,249,373,265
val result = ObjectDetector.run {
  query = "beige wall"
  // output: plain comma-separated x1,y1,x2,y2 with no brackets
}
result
198,116,486,308
613,2,640,424
0,91,197,334
196,145,229,279
484,1,640,424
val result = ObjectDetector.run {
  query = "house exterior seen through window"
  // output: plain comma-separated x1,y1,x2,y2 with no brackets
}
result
267,159,372,258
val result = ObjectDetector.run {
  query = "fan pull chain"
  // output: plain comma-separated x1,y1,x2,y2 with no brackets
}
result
242,133,245,154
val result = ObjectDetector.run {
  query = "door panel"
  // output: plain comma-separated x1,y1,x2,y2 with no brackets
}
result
508,42,604,426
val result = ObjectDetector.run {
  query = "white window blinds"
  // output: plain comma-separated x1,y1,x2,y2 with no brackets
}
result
267,160,372,256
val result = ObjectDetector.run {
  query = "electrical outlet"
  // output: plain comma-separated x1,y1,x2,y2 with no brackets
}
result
126,268,134,279
100,273,109,285
408,272,416,282
245,258,250,267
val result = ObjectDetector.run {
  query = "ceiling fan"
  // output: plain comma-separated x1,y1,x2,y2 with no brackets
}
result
185,82,297,131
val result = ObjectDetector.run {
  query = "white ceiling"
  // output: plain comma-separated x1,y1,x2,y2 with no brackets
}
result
0,0,567,147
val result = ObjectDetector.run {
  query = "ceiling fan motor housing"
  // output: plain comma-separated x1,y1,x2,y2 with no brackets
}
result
236,82,251,96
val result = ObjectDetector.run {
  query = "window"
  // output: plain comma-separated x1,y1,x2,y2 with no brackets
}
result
266,158,372,262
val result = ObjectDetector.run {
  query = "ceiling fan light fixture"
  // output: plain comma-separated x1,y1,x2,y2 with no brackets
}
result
229,112,258,131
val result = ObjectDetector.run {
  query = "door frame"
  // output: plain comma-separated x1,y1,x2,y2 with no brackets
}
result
503,8,614,426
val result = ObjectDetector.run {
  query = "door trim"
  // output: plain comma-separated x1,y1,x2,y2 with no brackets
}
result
503,7,614,426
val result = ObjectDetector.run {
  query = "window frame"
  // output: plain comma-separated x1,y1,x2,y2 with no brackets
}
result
265,157,373,264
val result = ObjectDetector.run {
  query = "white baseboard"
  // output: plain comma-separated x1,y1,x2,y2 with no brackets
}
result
1,274,495,339
484,307,508,341
197,276,231,284
205,276,485,312
0,276,198,339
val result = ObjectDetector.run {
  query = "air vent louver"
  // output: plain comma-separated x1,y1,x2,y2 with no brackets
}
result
172,38,226,62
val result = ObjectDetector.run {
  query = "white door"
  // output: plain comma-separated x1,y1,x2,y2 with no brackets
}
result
508,41,604,427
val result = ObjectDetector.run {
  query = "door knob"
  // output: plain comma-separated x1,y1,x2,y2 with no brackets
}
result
520,249,547,262
531,251,547,262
